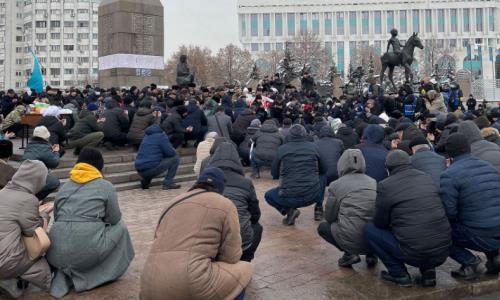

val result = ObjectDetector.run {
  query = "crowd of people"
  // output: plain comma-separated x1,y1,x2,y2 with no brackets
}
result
0,74,499,299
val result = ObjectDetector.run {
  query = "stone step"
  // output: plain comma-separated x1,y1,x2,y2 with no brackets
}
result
56,154,195,169
114,174,197,192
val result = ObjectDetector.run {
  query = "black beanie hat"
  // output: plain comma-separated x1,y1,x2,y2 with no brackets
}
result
409,136,429,149
445,133,471,158
176,105,188,116
0,140,13,159
77,147,104,171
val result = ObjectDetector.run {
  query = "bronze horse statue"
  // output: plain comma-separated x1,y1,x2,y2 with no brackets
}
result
380,33,424,91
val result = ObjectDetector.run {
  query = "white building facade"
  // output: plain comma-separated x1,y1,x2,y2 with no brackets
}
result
0,0,101,91
237,0,500,79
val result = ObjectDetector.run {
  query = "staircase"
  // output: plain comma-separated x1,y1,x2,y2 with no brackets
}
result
12,146,198,192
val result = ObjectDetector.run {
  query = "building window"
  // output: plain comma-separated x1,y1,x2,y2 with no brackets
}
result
374,11,382,34
77,21,89,28
489,8,495,32
64,21,74,27
50,68,60,76
362,11,369,35
50,20,60,28
35,21,47,28
275,13,283,36
51,33,60,39
349,11,357,35
438,9,445,32
451,9,458,32
63,45,74,51
336,12,344,35
51,57,60,63
464,8,470,32
251,43,259,52
64,33,73,39
449,39,457,48
325,42,332,59
400,10,407,34
477,8,483,32
312,13,319,35
263,43,271,52
324,12,332,35
51,45,60,51
299,13,307,35
250,14,258,37
374,40,382,55
263,13,270,36
239,14,246,37
64,69,74,75
64,57,74,63
387,11,394,33
36,33,46,40
276,43,283,51
287,13,295,36
425,9,432,33
412,10,420,32
337,41,344,73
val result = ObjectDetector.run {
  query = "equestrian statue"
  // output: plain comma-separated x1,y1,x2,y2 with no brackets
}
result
380,30,424,91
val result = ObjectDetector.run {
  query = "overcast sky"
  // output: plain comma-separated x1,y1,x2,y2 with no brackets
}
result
161,0,240,59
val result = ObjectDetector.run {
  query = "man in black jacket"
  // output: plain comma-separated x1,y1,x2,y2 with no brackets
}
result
265,124,327,226
161,105,192,149
100,98,129,150
363,150,451,287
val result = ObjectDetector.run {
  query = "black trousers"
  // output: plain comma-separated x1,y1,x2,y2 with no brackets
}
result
168,132,185,149
241,222,263,262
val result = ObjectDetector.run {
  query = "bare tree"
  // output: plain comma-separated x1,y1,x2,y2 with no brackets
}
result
291,31,330,78
258,50,284,77
164,45,214,86
416,38,455,77
212,44,254,85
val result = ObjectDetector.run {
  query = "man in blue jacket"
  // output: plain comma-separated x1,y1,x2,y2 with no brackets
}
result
265,124,327,226
135,124,181,190
441,133,500,280
356,125,389,182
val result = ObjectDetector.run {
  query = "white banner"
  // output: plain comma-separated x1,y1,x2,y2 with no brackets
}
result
99,54,164,71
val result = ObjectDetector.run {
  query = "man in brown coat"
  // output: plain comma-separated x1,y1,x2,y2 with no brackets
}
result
0,140,15,189
141,167,253,300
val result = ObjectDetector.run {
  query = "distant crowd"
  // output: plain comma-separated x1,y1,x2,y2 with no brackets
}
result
0,75,500,299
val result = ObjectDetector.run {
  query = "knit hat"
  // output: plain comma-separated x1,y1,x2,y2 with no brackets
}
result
205,132,218,139
385,150,411,170
33,126,50,141
409,136,429,149
87,102,98,111
77,147,104,171
289,124,307,139
197,167,225,194
250,119,261,127
445,133,471,158
444,113,458,127
474,116,491,130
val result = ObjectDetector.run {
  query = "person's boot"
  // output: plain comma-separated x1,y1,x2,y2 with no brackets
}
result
141,178,151,190
282,208,300,226
314,204,324,221
73,147,81,156
419,269,437,287
486,253,500,275
451,256,484,280
365,255,378,268
0,279,23,299
338,253,361,267
381,271,413,287
250,170,260,179
162,183,181,190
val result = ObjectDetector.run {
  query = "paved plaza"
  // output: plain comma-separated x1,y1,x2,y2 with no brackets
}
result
9,173,500,300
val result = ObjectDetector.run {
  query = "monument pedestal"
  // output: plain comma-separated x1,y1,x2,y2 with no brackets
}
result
98,0,164,88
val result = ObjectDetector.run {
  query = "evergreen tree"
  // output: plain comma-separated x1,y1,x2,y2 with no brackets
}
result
278,42,300,85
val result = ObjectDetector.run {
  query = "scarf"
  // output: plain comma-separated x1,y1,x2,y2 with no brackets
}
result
70,163,102,184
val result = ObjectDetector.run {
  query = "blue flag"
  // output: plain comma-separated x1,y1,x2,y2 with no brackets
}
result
27,50,44,93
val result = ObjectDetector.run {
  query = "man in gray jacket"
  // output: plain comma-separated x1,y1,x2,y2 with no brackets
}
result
318,149,378,268
251,120,284,178
207,106,233,139
458,120,500,172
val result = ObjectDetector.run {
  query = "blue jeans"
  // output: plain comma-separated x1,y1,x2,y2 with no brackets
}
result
363,223,444,276
317,222,344,251
138,156,180,186
250,150,271,175
450,224,500,265
36,174,60,200
265,187,320,215
318,174,328,206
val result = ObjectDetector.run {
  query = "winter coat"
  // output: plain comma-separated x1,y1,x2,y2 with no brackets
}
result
182,102,208,138
325,150,376,254
425,91,448,114
127,107,157,145
101,101,129,138
374,165,451,261
440,154,500,237
458,121,500,172
271,125,327,198
315,126,344,183
67,109,101,141
0,159,16,189
1,105,24,131
135,125,177,172
1,95,17,118
356,125,389,182
239,125,260,161
207,112,233,138
410,148,446,187
161,109,186,135
47,163,134,297
233,99,248,120
38,116,66,145
194,137,215,176
482,127,500,147
0,160,47,279
140,189,253,300
252,121,284,162
208,143,261,250
232,109,256,141
336,126,359,149
22,137,60,169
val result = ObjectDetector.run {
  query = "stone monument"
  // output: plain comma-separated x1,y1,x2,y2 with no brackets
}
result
98,0,164,88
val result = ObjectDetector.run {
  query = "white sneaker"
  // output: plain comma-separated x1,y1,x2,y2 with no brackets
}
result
0,279,23,299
